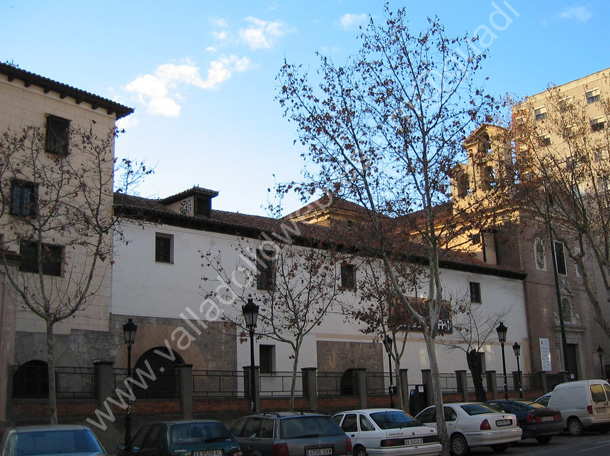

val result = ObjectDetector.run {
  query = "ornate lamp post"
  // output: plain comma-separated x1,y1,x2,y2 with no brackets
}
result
496,322,508,399
123,318,138,448
383,335,395,408
243,298,259,413
513,342,523,398
598,345,605,379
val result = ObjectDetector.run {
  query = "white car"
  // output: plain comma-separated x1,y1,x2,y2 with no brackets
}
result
333,408,442,456
415,403,522,456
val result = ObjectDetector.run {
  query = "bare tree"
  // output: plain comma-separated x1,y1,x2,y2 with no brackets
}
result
0,124,150,423
202,235,345,411
509,85,610,338
277,7,497,453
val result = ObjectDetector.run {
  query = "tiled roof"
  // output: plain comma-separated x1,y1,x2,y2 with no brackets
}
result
0,63,134,119
114,192,526,279
283,194,371,220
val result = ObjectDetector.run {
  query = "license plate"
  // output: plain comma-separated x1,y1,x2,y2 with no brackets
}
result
306,449,333,456
194,451,222,456
540,416,554,421
496,419,511,426
404,438,424,445
596,408,607,414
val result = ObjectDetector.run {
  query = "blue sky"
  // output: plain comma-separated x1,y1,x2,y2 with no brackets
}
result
2,1,609,215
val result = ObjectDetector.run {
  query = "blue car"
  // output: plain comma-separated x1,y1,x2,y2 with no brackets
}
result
485,399,563,444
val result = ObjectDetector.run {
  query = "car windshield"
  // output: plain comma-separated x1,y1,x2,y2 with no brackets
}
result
171,423,232,444
280,416,343,439
369,411,420,429
460,404,497,416
13,429,103,455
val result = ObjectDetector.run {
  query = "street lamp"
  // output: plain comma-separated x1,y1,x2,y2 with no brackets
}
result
383,335,395,408
513,342,523,398
122,318,138,448
496,322,508,399
597,345,605,379
243,298,259,413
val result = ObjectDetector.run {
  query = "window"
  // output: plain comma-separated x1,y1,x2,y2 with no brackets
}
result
19,242,63,276
586,88,600,104
562,298,572,323
469,282,482,304
534,106,547,121
482,231,497,264
554,241,567,275
538,135,551,146
155,233,173,263
457,174,470,198
558,96,573,112
256,248,275,290
593,147,609,162
45,115,70,156
10,180,37,216
341,264,356,289
259,345,274,374
195,196,211,217
591,117,606,132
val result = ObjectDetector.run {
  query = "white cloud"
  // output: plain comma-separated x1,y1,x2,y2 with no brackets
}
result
124,58,253,117
239,16,290,49
557,5,592,23
339,13,368,31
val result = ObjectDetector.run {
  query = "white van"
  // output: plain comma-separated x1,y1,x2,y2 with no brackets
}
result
547,379,610,435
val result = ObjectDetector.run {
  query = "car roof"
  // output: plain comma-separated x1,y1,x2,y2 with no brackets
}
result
151,420,222,426
4,425,92,433
334,409,405,414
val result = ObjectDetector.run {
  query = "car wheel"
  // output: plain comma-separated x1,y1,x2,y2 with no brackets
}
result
567,417,584,436
353,446,367,456
491,443,508,453
450,434,469,456
536,436,552,444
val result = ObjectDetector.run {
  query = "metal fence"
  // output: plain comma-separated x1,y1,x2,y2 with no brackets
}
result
12,364,546,400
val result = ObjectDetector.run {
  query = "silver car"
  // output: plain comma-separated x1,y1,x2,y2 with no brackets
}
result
0,425,107,456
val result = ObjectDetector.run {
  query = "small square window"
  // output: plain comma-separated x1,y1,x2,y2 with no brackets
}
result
341,264,356,289
538,135,551,147
534,106,547,121
45,115,70,156
19,241,63,276
10,180,37,216
155,233,173,263
469,282,482,303
591,117,606,132
260,345,275,374
586,89,600,104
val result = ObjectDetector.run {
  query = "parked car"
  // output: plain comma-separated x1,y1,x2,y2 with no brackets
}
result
415,402,522,456
230,412,352,456
534,393,552,407
118,420,241,456
0,425,107,456
546,379,610,435
332,408,441,456
485,399,563,443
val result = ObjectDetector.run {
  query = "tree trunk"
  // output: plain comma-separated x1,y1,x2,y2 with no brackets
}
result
425,335,450,456
289,342,301,411
47,321,58,424
467,349,487,402
394,356,405,410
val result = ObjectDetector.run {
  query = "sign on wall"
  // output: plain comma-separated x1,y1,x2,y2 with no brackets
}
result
540,338,552,371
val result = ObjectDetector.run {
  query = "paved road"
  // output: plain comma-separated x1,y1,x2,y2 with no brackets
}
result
466,433,610,455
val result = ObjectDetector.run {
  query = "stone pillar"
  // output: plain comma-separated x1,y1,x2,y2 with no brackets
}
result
353,368,367,409
456,370,468,401
94,361,114,408
177,364,193,419
302,368,318,410
538,372,548,393
421,369,433,407
486,370,498,399
243,366,260,412
399,369,409,414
